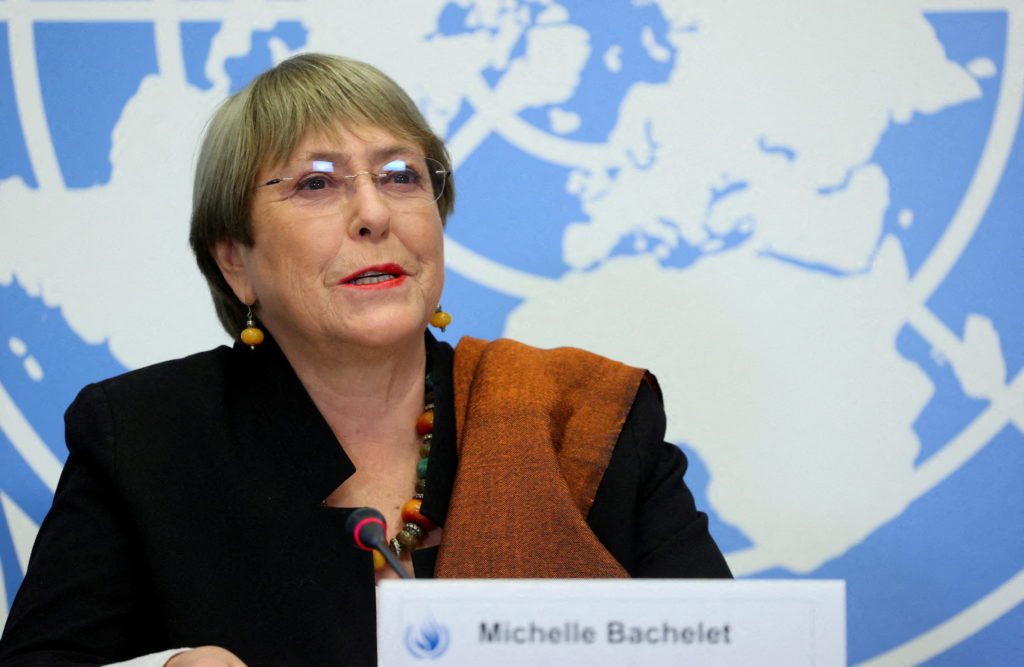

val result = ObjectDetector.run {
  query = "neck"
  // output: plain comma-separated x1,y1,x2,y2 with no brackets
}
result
275,331,428,455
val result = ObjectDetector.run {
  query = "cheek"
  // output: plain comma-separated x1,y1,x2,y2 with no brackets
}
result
253,220,332,270
428,233,445,265
428,243,446,301
243,237,324,303
409,223,445,298
418,216,446,263
422,234,446,287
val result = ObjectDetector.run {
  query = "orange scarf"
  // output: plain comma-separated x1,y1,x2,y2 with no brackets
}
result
435,337,646,578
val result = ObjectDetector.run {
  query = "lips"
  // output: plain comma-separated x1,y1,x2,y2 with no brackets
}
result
339,263,408,288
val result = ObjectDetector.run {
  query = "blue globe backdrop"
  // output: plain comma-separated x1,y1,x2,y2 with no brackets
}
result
1,2,1022,664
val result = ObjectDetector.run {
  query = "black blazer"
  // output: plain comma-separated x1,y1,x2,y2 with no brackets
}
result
0,334,730,666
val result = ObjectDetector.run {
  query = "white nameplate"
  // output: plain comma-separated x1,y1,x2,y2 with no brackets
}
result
377,579,845,666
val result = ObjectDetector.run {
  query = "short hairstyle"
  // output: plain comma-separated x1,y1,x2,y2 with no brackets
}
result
189,53,455,337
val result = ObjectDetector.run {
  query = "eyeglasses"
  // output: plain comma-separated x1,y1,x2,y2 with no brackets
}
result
255,156,448,212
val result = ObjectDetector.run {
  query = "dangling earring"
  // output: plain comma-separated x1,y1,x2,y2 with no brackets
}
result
240,304,265,350
429,305,452,332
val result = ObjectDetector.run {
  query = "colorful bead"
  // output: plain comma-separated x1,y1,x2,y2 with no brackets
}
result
241,305,264,349
240,327,264,347
396,525,423,551
376,357,437,570
401,498,436,530
404,522,426,539
429,309,452,332
372,549,387,572
415,411,434,435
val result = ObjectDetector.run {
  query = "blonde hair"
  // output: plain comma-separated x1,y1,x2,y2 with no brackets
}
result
189,53,455,336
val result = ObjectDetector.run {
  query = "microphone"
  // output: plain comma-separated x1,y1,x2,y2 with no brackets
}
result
346,507,411,579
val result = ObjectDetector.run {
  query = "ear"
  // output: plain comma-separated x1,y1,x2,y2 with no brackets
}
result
212,239,255,305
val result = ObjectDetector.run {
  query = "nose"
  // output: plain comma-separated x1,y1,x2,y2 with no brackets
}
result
347,172,391,240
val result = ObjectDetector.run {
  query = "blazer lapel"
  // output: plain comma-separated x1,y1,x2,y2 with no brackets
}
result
227,336,355,505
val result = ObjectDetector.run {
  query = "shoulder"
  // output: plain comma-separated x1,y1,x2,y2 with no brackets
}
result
594,375,671,496
96,345,235,399
621,377,668,455
454,335,645,385
65,345,236,449
69,345,235,411
454,335,623,364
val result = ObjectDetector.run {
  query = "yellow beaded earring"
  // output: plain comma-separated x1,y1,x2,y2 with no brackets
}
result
240,304,265,350
429,305,452,332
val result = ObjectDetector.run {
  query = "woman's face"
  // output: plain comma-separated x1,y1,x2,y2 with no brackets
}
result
215,123,445,355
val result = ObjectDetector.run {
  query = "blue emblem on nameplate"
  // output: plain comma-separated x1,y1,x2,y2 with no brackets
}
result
403,619,450,660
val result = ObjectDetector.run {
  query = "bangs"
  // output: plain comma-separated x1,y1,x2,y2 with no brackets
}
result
244,56,432,175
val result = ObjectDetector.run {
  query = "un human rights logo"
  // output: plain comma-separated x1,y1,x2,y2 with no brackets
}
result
404,619,451,660
0,2,1021,664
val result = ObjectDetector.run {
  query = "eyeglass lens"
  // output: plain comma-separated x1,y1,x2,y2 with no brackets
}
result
259,156,446,211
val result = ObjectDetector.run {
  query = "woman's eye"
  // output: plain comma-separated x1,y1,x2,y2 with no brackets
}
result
382,169,420,188
297,174,332,191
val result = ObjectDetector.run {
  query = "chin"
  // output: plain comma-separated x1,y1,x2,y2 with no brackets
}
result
337,315,427,350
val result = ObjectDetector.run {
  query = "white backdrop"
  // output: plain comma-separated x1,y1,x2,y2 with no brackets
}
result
1,1,1022,664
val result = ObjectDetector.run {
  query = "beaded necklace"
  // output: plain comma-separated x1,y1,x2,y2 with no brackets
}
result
371,363,436,572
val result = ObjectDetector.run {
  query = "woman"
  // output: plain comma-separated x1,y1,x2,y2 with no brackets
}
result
0,54,730,666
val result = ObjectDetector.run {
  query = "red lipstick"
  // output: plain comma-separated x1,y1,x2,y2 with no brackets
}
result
339,263,408,289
